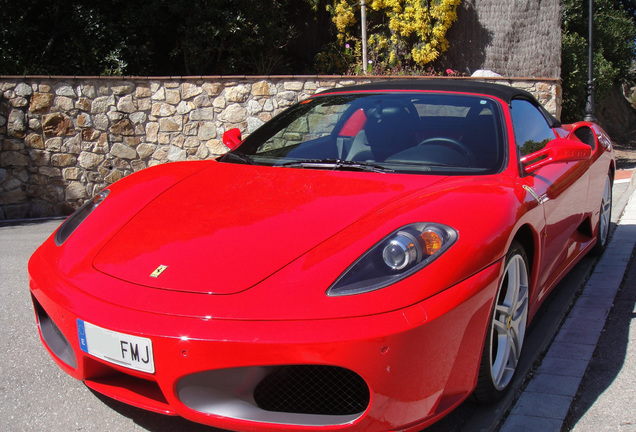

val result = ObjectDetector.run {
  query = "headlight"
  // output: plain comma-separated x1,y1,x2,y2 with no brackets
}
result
54,189,110,246
327,223,457,296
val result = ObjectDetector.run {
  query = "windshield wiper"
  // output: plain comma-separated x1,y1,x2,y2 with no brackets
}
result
219,151,255,165
280,158,393,173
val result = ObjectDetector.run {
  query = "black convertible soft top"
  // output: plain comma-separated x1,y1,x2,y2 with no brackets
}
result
318,79,561,127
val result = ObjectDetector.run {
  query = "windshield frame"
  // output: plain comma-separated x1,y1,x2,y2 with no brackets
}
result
220,91,508,175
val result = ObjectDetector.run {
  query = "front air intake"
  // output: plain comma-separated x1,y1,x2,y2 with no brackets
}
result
177,365,370,426
253,365,369,416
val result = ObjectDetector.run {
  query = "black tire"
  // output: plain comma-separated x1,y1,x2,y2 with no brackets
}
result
473,241,530,403
592,172,613,255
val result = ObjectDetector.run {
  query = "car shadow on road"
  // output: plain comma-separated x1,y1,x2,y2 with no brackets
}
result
561,243,636,430
91,390,230,432
0,216,65,228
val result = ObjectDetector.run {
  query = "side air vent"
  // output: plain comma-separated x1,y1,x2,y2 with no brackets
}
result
574,126,596,148
32,296,77,369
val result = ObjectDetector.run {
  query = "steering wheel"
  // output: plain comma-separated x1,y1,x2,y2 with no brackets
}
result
418,137,475,166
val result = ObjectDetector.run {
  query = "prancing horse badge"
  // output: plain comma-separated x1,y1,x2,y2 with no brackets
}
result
150,265,169,278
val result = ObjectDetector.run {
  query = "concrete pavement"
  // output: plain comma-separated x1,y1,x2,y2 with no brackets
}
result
499,169,636,432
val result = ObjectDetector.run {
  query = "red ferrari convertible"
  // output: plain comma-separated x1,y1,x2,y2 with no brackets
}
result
29,80,614,431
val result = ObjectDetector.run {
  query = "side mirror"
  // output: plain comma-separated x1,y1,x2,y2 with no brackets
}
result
521,138,592,174
222,128,242,150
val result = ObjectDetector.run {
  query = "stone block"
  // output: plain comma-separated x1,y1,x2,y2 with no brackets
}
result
177,101,195,115
1,138,19,151
93,114,109,131
168,145,187,161
51,153,77,169
252,81,271,96
25,133,44,149
219,104,247,123
62,135,82,154
39,166,61,178
226,85,249,102
55,84,76,97
284,81,304,91
45,137,63,151
182,83,203,99
29,149,51,165
1,151,29,167
190,107,215,121
117,95,137,113
151,102,177,117
77,113,93,128
78,151,104,169
159,117,182,132
65,182,89,200
212,96,226,109
91,95,115,113
146,122,159,142
14,83,33,97
111,82,135,95
10,97,29,108
198,122,216,140
81,128,101,142
110,119,135,136
0,188,27,205
137,97,152,111
166,89,181,105
111,143,138,160
131,159,147,171
105,169,124,183
136,143,156,159
152,146,168,161
202,83,223,96
7,109,26,138
194,94,212,108
136,86,152,98
79,84,96,98
43,113,74,137
151,87,165,101
54,96,75,111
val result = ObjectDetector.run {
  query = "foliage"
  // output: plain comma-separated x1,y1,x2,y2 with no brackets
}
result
324,0,461,74
561,0,636,122
0,0,315,76
315,42,358,75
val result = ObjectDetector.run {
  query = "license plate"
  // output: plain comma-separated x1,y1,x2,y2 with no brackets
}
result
77,319,155,373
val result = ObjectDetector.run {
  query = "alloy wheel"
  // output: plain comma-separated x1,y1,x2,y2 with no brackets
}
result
489,253,529,391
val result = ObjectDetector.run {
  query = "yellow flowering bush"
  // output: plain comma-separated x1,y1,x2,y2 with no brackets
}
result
327,0,461,73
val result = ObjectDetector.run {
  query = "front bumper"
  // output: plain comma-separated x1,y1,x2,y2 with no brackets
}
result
29,258,501,432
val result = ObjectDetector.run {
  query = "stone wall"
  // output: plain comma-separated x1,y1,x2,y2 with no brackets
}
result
0,75,561,220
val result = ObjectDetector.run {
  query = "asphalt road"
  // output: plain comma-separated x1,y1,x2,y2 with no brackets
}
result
0,179,632,432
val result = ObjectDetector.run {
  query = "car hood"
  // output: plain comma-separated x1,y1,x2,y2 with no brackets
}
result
93,162,444,294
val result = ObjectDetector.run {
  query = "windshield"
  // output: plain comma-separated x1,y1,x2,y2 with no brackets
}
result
221,92,506,174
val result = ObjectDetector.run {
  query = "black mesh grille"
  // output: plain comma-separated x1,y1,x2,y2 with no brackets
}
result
574,126,595,147
253,365,369,416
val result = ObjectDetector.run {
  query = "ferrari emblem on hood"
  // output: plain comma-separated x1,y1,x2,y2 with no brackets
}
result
150,265,168,278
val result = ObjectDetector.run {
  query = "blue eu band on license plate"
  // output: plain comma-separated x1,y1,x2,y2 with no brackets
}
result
77,319,155,373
